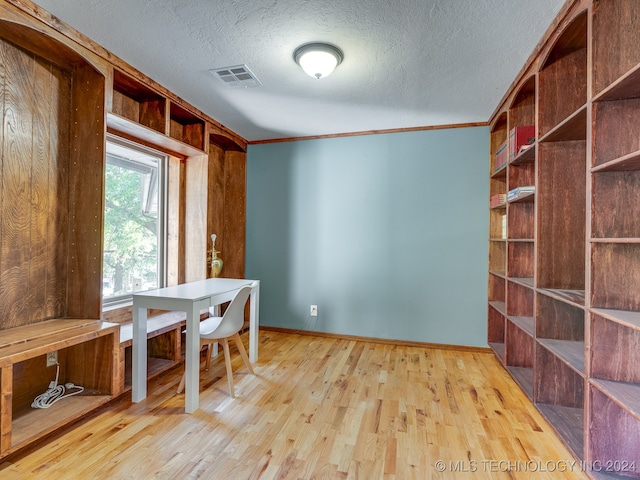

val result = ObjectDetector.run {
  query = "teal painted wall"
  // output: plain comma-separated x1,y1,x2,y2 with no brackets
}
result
246,126,489,347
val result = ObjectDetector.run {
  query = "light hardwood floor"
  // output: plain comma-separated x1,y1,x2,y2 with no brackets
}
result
0,330,589,479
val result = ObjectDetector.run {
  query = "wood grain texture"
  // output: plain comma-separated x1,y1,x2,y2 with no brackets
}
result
488,304,505,344
508,76,536,129
166,155,182,287
222,150,246,279
593,98,640,167
590,314,640,383
536,141,586,290
207,142,225,268
507,241,534,278
66,62,104,320
591,243,640,310
506,281,533,317
536,293,585,341
508,203,534,239
535,342,584,408
0,38,71,329
489,239,506,273
538,13,587,136
0,366,12,453
184,154,208,282
592,0,640,95
0,331,588,479
2,0,246,150
588,386,640,477
592,171,640,238
488,273,505,303
505,319,533,368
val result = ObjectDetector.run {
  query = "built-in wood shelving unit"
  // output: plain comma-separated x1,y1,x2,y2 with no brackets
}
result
488,1,640,477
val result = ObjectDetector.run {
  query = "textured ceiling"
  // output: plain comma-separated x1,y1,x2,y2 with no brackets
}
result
32,0,566,142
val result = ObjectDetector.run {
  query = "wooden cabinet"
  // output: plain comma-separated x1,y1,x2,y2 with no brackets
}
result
0,320,119,457
488,1,640,477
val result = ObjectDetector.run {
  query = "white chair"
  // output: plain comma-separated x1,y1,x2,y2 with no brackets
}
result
177,285,254,398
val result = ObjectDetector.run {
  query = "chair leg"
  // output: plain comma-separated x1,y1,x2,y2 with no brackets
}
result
204,341,214,371
232,333,254,374
177,372,185,394
221,338,235,398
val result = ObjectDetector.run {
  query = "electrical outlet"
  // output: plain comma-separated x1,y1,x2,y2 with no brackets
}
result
310,305,318,317
46,351,58,367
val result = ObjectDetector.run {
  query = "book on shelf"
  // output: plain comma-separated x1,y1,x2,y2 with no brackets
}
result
490,193,506,208
501,214,506,239
494,140,508,170
509,125,535,160
507,186,535,202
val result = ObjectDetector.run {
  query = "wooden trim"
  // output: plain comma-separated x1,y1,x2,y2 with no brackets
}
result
249,121,488,145
260,326,492,354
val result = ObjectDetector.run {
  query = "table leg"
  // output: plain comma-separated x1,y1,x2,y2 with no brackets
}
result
185,303,200,413
132,305,148,403
249,281,260,362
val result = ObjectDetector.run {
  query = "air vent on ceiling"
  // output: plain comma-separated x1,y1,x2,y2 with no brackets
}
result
210,64,262,88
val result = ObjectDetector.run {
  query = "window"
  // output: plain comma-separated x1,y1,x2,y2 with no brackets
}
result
103,137,167,305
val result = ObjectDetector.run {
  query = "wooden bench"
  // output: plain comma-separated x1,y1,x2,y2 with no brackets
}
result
111,310,188,391
109,306,243,391
0,318,119,458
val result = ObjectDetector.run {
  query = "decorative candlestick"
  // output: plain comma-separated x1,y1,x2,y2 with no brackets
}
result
209,234,223,278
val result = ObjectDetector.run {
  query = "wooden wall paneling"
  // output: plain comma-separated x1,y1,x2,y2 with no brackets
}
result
207,142,225,271
222,150,246,279
0,39,34,328
184,154,208,282
0,42,33,328
0,38,71,328
166,155,182,287
536,141,586,289
66,62,104,320
44,60,70,321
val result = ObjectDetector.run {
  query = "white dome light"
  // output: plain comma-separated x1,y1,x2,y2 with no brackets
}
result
294,43,344,79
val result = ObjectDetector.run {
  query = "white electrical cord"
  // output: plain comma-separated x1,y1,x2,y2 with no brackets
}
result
31,362,84,409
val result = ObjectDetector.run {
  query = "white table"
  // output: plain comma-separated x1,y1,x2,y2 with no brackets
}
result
131,278,259,413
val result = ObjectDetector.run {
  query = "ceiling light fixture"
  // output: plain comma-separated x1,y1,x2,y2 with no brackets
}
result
293,42,344,79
